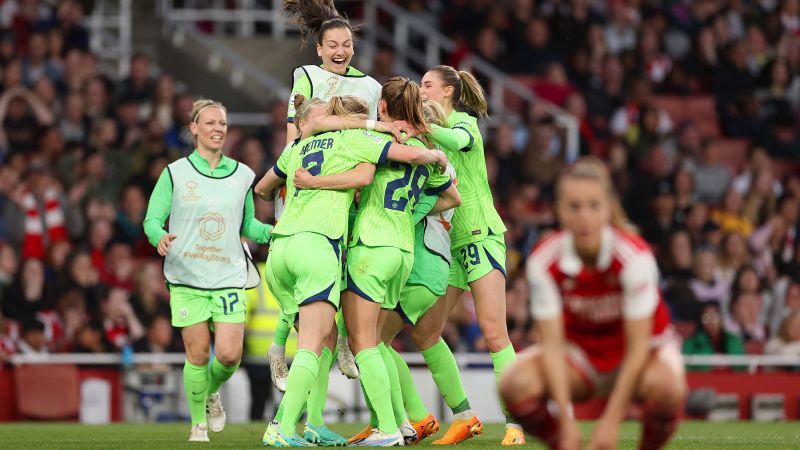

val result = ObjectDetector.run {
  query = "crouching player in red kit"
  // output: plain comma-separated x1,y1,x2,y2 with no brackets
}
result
500,158,687,450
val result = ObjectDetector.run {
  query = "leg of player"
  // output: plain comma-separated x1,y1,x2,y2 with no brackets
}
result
206,322,244,433
343,291,403,446
469,270,524,445
264,301,335,447
381,311,434,445
376,309,417,445
336,313,359,378
411,287,483,445
303,324,347,446
182,322,212,442
634,345,687,450
268,310,294,393
500,348,589,450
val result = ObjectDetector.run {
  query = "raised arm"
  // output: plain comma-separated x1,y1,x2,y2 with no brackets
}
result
429,124,473,151
294,162,375,190
254,166,287,201
304,115,403,142
386,143,448,170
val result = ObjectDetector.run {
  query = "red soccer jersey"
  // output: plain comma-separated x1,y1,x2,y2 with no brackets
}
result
527,227,671,372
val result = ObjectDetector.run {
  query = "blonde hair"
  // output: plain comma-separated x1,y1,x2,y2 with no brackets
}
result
292,94,325,132
778,310,800,342
189,99,226,124
327,95,369,119
422,99,448,127
429,65,489,117
557,157,631,230
381,76,432,147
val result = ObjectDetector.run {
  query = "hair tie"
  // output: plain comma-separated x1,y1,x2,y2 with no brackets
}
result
192,104,217,123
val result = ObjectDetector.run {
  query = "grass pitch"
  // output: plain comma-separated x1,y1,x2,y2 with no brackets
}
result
0,421,797,449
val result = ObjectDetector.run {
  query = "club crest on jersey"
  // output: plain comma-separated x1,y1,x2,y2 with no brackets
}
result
179,308,188,319
182,181,200,202
323,75,340,100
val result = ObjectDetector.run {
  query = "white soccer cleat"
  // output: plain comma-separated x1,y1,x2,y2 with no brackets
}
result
206,392,226,432
337,335,359,379
400,419,418,446
188,423,209,442
351,428,404,447
269,345,289,392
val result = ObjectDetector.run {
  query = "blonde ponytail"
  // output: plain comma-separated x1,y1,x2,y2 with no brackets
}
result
422,99,448,127
327,95,369,119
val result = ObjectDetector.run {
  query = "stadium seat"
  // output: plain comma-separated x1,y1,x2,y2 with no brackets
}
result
651,95,685,124
744,341,765,355
772,159,800,180
15,364,80,420
684,96,721,137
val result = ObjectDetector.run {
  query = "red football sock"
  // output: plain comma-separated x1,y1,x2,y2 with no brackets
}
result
638,402,680,450
506,397,560,449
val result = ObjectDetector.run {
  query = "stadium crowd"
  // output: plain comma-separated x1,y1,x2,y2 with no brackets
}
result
0,0,799,371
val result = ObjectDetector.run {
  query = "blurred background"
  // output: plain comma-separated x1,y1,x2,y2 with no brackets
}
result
0,0,799,426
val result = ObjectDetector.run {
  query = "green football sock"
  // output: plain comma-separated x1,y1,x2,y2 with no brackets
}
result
306,347,333,427
207,356,239,395
378,343,407,427
274,402,284,423
388,346,429,422
360,378,379,428
336,311,348,338
421,338,471,414
278,349,319,436
490,343,517,421
355,347,396,433
183,360,209,426
273,311,293,347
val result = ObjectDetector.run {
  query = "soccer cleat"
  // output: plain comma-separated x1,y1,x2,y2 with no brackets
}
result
337,335,359,378
411,414,440,444
188,423,209,442
400,419,418,446
351,428,404,447
303,424,347,446
500,425,526,446
206,392,226,432
432,416,483,445
347,425,374,445
269,346,289,392
262,422,317,447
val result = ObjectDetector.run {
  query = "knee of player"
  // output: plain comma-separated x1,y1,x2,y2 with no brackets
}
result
215,349,242,367
186,351,210,366
638,373,686,414
500,362,539,404
411,326,441,350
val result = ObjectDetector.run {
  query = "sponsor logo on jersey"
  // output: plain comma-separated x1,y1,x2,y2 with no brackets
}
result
198,212,226,241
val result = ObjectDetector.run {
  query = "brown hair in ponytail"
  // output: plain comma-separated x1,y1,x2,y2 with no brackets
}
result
556,156,632,231
381,76,432,147
282,0,356,47
327,95,369,119
429,65,489,117
293,94,325,132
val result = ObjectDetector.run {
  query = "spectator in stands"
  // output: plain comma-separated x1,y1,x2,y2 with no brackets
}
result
711,189,753,237
507,16,561,73
726,292,768,344
769,280,800,335
765,310,800,357
1,258,49,322
0,165,24,245
113,184,147,251
692,138,732,204
689,246,730,307
73,320,111,353
16,318,47,355
609,77,672,138
522,114,564,186
742,168,779,226
60,248,101,309
730,264,775,323
134,313,179,353
57,0,89,53
641,181,677,252
59,92,88,145
683,301,746,372
0,85,55,155
51,286,87,352
505,276,532,351
758,105,800,159
152,74,176,129
662,229,699,320
129,261,168,325
718,232,750,285
0,242,17,302
21,31,60,87
99,286,144,351
684,202,710,247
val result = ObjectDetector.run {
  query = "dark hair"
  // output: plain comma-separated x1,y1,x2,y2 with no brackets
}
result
282,0,356,47
22,319,45,334
428,65,488,117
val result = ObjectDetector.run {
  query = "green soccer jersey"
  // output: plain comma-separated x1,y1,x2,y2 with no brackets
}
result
271,129,391,240
443,110,506,248
350,135,452,253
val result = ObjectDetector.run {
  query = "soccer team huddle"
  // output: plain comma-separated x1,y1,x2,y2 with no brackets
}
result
142,1,688,449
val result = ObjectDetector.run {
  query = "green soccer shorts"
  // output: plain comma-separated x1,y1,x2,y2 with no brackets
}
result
395,284,440,325
265,232,343,315
448,233,507,290
345,244,413,310
169,285,246,327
